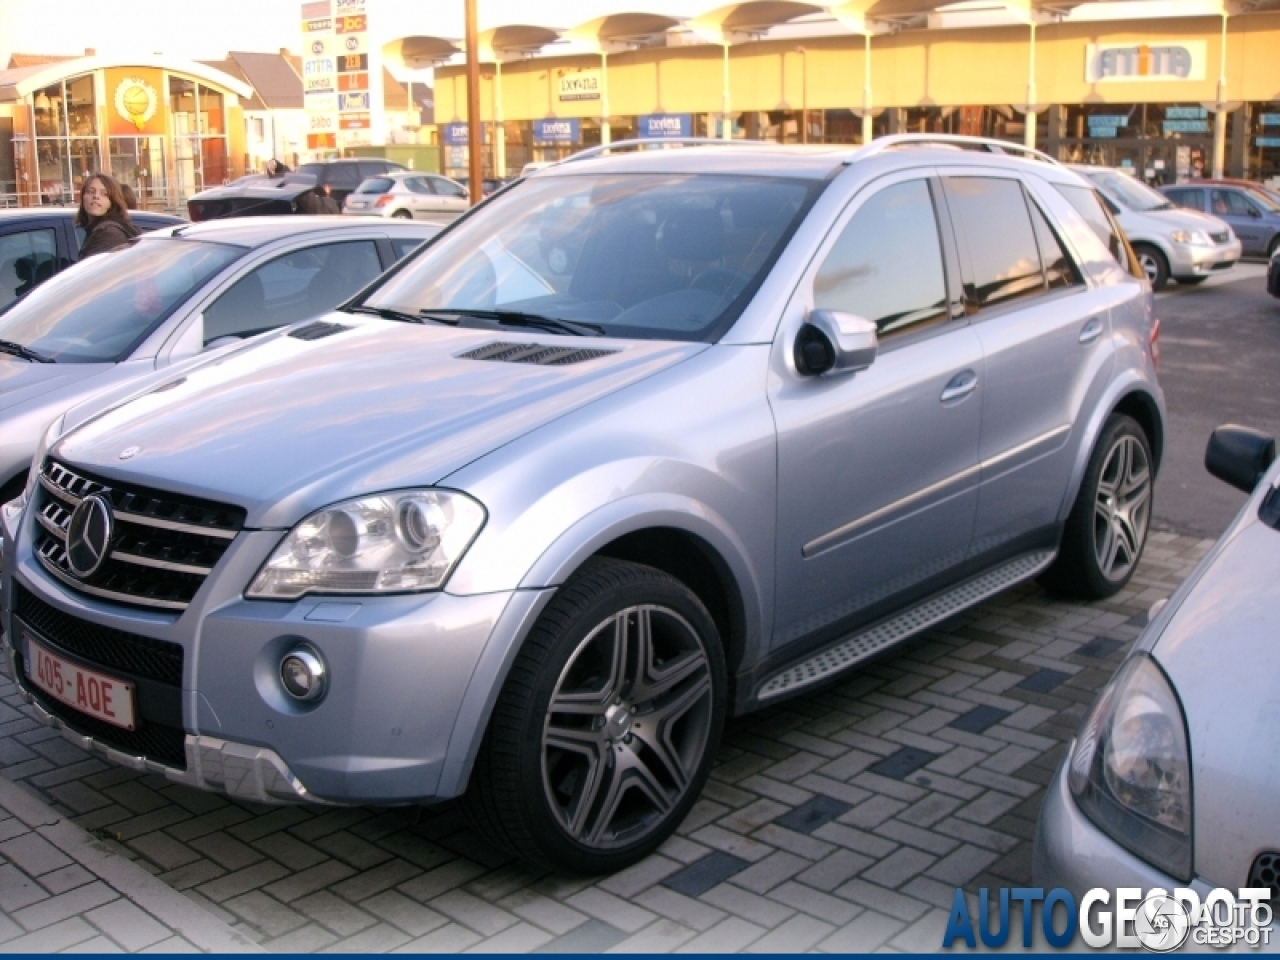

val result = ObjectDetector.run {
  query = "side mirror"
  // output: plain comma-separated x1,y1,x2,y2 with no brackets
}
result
795,310,878,377
1205,425,1276,493
1247,205,1262,219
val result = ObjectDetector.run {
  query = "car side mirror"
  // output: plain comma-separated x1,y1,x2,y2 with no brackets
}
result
1205,425,1276,493
1247,206,1262,219
795,310,878,377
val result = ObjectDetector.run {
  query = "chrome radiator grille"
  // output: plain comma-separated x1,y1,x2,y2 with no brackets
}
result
33,460,245,611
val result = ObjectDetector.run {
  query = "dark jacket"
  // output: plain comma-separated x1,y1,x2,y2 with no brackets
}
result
298,191,340,215
79,217,140,259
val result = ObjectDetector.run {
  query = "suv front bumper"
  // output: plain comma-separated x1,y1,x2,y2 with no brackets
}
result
1167,236,1242,278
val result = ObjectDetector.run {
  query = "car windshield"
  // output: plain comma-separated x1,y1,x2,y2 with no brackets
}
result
362,173,818,342
0,238,244,363
1085,170,1174,212
1244,186,1280,212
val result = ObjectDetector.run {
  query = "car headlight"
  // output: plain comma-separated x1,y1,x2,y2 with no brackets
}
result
1068,654,1192,880
1170,230,1212,247
247,489,486,599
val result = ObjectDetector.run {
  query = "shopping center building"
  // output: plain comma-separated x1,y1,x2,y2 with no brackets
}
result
429,0,1280,184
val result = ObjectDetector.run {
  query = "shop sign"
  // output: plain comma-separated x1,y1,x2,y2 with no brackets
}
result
638,114,692,138
300,0,329,17
307,132,337,149
1260,114,1280,127
1163,105,1207,135
339,91,370,112
303,18,331,32
340,33,367,54
1086,42,1205,82
105,68,165,136
308,112,336,131
1086,114,1128,138
1257,137,1280,148
338,54,369,73
339,113,370,130
534,118,581,143
559,71,600,102
336,14,367,34
334,0,365,10
305,76,335,94
338,72,368,91
441,122,488,145
304,57,335,76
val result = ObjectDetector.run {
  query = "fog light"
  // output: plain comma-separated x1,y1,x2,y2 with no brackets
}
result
279,647,326,702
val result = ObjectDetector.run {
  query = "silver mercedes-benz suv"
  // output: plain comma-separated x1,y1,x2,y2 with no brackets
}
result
1,135,1163,875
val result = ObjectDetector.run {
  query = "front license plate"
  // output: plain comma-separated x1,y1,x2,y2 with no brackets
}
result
25,633,136,730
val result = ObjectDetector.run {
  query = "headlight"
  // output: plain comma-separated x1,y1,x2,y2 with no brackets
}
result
247,489,486,599
1068,654,1192,880
1170,230,1212,247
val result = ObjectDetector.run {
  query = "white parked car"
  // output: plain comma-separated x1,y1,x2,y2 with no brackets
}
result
343,171,470,221
1073,166,1241,290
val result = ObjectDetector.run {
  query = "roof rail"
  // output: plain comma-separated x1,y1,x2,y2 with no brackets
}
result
855,134,1060,166
561,137,774,164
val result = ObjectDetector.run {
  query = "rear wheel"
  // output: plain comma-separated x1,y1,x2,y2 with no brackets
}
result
1041,414,1153,599
1132,244,1169,290
466,557,726,874
391,209,413,220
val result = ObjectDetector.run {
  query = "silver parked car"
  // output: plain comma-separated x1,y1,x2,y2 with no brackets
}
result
343,171,470,221
1034,425,1279,906
2,135,1164,875
0,216,442,507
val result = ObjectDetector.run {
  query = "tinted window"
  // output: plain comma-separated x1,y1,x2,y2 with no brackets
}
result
1164,188,1204,211
1211,189,1256,217
431,177,467,199
813,179,948,339
358,162,390,180
391,238,424,260
944,177,1044,310
204,240,382,343
357,178,394,195
1054,184,1141,277
1027,201,1082,290
0,228,58,311
0,238,243,362
326,164,362,186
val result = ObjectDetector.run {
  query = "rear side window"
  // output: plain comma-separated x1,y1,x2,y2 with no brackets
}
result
406,178,435,195
326,164,362,186
0,228,58,311
943,177,1044,310
1211,188,1256,217
1027,201,1083,290
391,238,424,260
813,179,949,341
1054,184,1144,279
430,177,468,199
203,240,382,343
357,178,394,195
1164,188,1203,211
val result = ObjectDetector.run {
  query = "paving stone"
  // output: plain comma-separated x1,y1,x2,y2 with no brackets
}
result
313,830,394,871
688,824,774,862
11,880,116,931
36,863,94,895
223,889,308,937
661,850,751,898
261,858,357,904
811,822,898,859
607,917,698,953
773,795,853,836
750,824,834,862
0,861,48,912
1075,635,1123,659
737,775,813,807
1015,668,1072,694
262,924,340,952
832,877,931,923
362,889,449,937
598,854,682,898
899,874,960,910
727,850,809,894
794,849,874,893
83,898,171,951
428,889,519,937
746,912,837,953
467,920,556,953
954,790,1023,825
0,831,73,876
319,921,411,953
925,843,1002,885
187,831,264,871
699,883,796,929
531,918,628,953
767,880,861,926
394,922,482,953
61,933,125,953
816,907,904,953
250,831,329,871
101,781,169,815
156,858,225,891
0,916,100,952
330,857,423,903
194,859,290,904
838,794,908,830
564,887,658,934
127,831,203,872
674,915,767,952
397,858,488,902
633,885,728,932
875,818,959,856
793,774,873,807
862,846,937,889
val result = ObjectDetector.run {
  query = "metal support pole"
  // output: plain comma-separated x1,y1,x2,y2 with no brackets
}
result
862,32,873,144
1024,20,1037,149
799,47,807,144
464,0,483,204
495,60,506,176
1212,11,1228,179
601,52,611,145
722,43,732,140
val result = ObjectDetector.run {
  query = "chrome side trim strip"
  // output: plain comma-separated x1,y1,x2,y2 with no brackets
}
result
111,510,238,541
758,550,1055,701
804,464,981,558
980,424,1071,478
110,551,213,576
35,552,189,611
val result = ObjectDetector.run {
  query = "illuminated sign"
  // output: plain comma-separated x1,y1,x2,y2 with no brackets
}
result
338,54,369,73
1085,42,1205,82
533,118,581,143
558,71,600,102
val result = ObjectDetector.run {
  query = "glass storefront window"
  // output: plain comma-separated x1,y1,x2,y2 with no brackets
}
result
198,84,224,135
66,75,96,138
32,83,66,138
1251,102,1280,182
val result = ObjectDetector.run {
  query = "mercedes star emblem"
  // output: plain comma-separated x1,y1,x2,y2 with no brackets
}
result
65,494,114,579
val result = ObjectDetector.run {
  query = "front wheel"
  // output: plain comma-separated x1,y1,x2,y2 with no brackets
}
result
1132,244,1170,291
1041,414,1154,600
465,557,726,874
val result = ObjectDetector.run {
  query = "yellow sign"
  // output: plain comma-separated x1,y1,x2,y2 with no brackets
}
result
106,68,166,136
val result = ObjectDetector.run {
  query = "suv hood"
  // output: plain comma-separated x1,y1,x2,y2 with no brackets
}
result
1118,204,1231,236
53,317,704,528
0,357,113,414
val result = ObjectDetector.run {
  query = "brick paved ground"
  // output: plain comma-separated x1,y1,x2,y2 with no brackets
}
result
0,532,1212,952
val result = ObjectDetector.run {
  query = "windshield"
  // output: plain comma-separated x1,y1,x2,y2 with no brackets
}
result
0,238,244,363
1084,170,1174,212
362,173,818,342
1246,186,1280,212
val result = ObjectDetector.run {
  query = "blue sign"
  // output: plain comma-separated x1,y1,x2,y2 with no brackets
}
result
1260,114,1280,127
533,118,580,143
1257,137,1280,148
1164,120,1209,134
1087,114,1127,128
440,123,488,146
638,113,692,139
1165,106,1207,120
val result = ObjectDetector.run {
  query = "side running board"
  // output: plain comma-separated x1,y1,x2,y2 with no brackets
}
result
757,551,1056,702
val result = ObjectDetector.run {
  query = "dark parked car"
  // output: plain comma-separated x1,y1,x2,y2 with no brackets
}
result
1160,180,1280,258
0,208,185,313
187,159,408,221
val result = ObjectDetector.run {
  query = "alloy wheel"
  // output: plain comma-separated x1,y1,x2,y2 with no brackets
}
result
541,604,714,851
1138,252,1160,286
1093,434,1152,582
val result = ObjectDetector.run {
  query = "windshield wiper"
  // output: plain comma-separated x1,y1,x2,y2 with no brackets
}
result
418,308,604,338
0,339,53,363
346,305,438,325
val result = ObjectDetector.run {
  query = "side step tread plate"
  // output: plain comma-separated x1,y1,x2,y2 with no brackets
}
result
758,551,1055,701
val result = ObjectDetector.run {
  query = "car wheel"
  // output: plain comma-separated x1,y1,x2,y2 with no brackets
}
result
1041,414,1154,600
1132,244,1169,290
391,210,413,220
1177,276,1208,286
465,557,726,874
1268,235,1280,260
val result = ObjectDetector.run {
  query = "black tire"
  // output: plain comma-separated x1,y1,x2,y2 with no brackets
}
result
1268,235,1280,260
465,557,726,874
391,210,413,220
1132,244,1169,291
1177,276,1208,286
1040,414,1154,600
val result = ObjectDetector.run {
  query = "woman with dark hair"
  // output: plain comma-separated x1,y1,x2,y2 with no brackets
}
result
76,174,140,258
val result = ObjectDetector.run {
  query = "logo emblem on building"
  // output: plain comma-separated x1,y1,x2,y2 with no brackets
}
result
113,77,158,132
65,494,115,578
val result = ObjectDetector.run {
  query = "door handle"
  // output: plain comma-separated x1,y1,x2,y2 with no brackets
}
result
1079,317,1105,345
940,369,978,404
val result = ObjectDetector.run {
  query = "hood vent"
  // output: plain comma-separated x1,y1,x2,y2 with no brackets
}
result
459,341,617,366
290,321,351,341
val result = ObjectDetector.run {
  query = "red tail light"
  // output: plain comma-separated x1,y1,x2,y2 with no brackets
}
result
375,195,393,208
1149,317,1160,371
